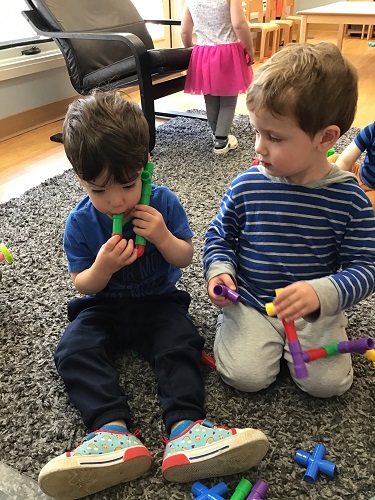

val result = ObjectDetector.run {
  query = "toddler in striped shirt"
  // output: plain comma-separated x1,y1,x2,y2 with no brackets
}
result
203,42,375,398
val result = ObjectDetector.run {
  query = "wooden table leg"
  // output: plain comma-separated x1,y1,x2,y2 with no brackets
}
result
337,23,345,50
300,15,308,43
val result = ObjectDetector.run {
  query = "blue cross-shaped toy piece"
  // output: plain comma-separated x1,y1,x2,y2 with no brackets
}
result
295,444,337,483
191,481,228,500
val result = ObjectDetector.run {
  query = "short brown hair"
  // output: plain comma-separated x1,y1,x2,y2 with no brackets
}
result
63,91,149,184
246,42,358,137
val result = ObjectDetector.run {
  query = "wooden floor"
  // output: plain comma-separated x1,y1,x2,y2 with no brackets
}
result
1,31,374,203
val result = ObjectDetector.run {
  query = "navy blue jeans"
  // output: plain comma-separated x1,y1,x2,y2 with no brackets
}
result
54,290,206,434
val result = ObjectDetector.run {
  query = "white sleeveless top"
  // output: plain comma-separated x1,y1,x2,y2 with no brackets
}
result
187,0,238,46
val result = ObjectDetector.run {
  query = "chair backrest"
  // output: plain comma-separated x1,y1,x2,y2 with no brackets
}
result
281,0,295,18
242,0,250,21
25,0,155,90
264,0,278,22
246,0,265,23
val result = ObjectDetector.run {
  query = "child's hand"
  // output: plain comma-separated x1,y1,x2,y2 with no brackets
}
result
208,274,237,308
131,205,168,247
95,234,137,275
272,282,320,322
245,49,255,66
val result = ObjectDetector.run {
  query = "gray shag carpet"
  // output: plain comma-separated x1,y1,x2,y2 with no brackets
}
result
0,115,374,500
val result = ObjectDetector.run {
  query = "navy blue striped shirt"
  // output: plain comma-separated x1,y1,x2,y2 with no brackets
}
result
355,121,375,189
203,165,375,314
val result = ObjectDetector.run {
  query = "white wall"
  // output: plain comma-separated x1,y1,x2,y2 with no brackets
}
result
0,40,77,121
295,0,341,13
0,66,76,120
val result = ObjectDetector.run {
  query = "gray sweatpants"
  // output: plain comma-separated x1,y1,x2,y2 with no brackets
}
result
214,302,353,397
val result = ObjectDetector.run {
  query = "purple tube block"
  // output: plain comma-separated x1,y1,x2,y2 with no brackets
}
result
289,341,308,379
247,480,269,499
338,338,374,354
191,481,228,500
213,284,240,302
295,444,336,483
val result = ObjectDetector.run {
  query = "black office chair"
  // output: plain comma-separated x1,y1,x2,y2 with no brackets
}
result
22,0,206,151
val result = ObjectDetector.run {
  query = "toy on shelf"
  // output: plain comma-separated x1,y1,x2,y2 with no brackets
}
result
135,161,154,258
266,288,375,378
213,284,240,302
192,481,228,500
112,213,124,237
230,478,252,500
295,444,336,483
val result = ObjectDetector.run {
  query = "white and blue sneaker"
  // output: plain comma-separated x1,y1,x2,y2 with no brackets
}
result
38,428,152,499
162,419,269,483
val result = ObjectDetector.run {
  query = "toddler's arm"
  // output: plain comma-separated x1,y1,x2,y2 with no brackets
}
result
335,141,362,171
131,204,194,268
180,4,194,47
230,0,255,64
71,235,137,294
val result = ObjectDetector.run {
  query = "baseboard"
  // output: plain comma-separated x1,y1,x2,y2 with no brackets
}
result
0,96,78,142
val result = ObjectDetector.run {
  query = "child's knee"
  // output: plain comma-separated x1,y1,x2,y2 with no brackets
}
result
295,367,353,398
217,362,277,393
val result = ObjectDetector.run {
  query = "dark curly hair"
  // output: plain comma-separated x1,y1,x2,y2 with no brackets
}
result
63,90,149,184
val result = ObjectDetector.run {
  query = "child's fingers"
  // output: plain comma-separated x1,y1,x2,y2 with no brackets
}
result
119,238,136,261
105,234,124,250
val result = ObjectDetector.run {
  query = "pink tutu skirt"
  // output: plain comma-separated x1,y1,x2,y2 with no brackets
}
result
184,42,253,96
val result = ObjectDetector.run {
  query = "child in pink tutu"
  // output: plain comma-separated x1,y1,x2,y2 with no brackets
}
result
181,0,254,154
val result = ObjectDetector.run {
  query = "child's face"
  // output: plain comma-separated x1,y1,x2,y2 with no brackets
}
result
249,109,331,184
79,169,143,220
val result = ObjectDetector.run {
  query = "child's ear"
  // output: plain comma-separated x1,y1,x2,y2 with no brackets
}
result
317,125,340,152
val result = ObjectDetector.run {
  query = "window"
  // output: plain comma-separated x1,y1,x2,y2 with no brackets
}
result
0,0,171,48
0,0,47,47
132,0,168,39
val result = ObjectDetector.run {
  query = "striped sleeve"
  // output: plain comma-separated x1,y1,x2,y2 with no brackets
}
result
327,201,375,311
203,167,375,314
203,182,242,278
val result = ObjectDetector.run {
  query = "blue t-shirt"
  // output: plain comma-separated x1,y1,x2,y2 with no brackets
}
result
355,121,375,189
64,185,193,298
